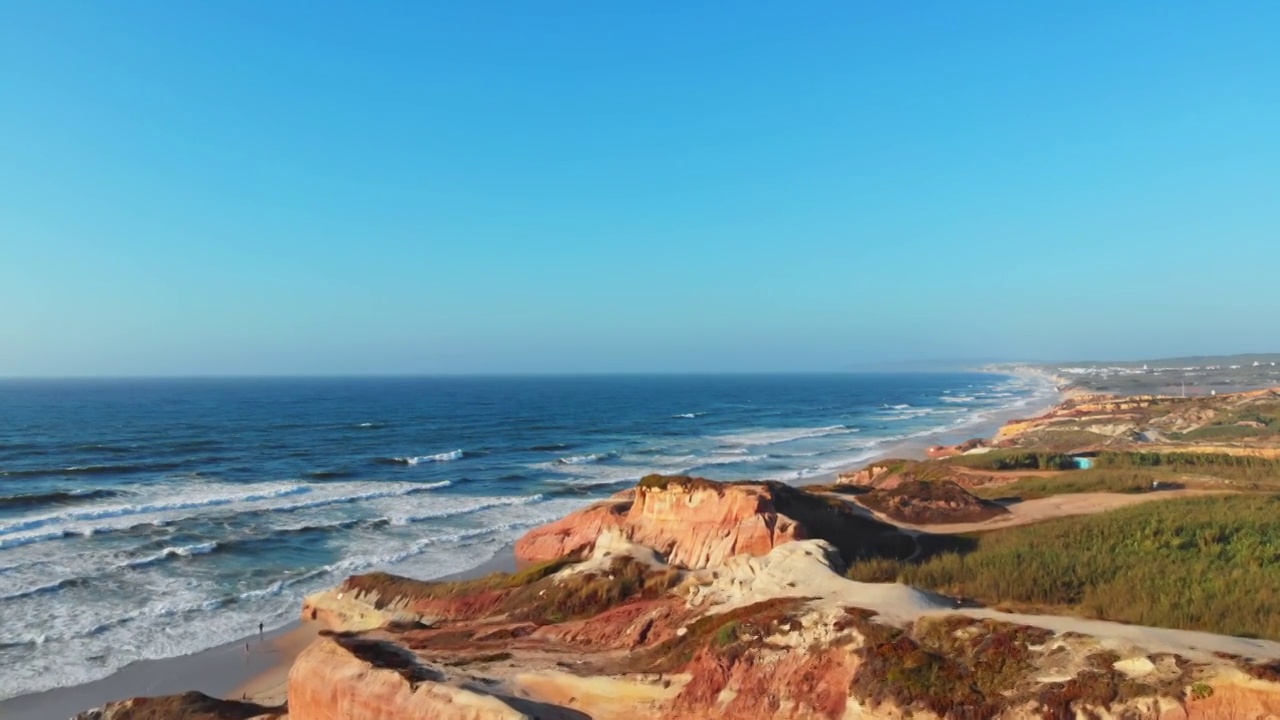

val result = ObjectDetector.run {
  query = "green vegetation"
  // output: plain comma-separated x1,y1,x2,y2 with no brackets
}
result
972,469,1179,500
510,558,682,624
345,557,579,608
1093,451,1280,485
344,556,683,625
1171,402,1280,441
848,494,1280,640
622,597,807,674
948,450,1078,471
837,610,1186,718
859,480,1007,524
1011,428,1115,452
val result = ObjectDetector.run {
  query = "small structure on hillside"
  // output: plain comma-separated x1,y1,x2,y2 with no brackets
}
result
1070,452,1097,470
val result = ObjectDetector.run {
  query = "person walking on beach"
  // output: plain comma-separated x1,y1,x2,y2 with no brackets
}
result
258,621,264,639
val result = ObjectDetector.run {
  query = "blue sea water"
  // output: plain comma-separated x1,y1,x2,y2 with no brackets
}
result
0,372,1053,698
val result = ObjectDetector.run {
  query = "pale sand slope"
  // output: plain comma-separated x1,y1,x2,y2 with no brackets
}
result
841,488,1230,535
696,539,1280,663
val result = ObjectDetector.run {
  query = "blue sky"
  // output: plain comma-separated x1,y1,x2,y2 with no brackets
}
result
2,2,1277,375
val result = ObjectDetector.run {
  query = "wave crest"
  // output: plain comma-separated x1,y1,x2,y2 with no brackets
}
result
390,450,465,464
555,451,617,465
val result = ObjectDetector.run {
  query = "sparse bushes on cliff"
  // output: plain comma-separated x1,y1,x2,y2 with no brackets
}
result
342,556,682,624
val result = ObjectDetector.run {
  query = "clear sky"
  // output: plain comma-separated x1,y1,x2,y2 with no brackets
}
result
2,2,1277,376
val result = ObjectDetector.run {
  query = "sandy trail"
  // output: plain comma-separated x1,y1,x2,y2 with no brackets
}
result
696,539,1280,664
834,488,1228,535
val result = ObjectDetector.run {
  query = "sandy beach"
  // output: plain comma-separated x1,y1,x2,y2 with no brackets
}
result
816,369,1062,478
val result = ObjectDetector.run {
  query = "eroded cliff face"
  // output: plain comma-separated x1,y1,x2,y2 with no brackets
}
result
513,475,911,569
994,387,1280,454
288,637,532,720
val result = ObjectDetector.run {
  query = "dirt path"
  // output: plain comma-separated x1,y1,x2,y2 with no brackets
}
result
837,489,1229,535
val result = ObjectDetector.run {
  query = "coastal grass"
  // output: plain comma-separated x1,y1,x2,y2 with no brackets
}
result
345,557,683,625
1009,428,1117,452
345,557,578,608
847,494,1280,640
947,451,1078,472
1092,451,1280,485
971,469,1182,500
509,558,683,624
1170,402,1280,441
859,480,1007,524
622,597,808,674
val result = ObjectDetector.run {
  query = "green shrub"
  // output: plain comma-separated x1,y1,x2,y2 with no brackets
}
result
948,451,1078,472
973,470,1176,500
852,494,1280,640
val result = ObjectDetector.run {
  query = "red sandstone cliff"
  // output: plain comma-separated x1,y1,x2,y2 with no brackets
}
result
514,475,910,568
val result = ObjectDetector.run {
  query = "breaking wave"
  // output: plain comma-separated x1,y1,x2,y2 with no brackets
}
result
0,462,186,479
555,451,617,465
387,450,465,464
0,488,121,510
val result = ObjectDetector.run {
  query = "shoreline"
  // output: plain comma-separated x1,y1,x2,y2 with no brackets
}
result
1,370,1059,719
809,367,1062,482
0,548,518,720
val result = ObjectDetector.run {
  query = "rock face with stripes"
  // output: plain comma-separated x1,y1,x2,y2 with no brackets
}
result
514,476,908,569
287,637,530,720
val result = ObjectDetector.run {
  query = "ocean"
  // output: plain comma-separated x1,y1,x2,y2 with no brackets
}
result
0,372,1053,699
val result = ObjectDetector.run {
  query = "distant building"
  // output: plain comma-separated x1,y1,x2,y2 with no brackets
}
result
1070,453,1096,470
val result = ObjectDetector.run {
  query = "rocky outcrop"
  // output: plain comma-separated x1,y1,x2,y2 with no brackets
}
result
514,476,912,569
858,480,1008,525
288,636,531,720
994,387,1280,454
72,692,281,720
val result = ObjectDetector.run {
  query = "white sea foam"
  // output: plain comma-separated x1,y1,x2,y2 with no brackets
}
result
396,449,464,464
555,451,617,465
0,480,453,550
0,483,310,537
941,395,976,403
763,448,883,482
881,408,936,421
672,412,707,419
0,496,593,701
714,425,857,448
387,494,545,525
125,541,220,569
